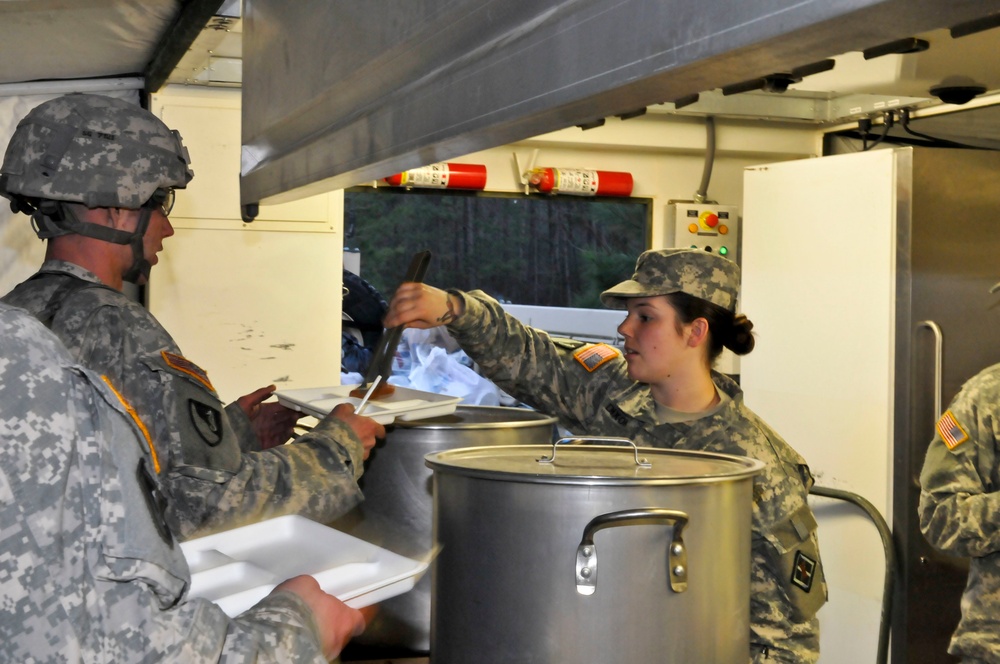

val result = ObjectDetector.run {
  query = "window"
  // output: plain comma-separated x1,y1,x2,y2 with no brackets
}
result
344,187,650,308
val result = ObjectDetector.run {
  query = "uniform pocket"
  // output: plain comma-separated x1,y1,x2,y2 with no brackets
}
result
142,351,242,477
88,381,190,610
761,503,827,621
99,460,191,610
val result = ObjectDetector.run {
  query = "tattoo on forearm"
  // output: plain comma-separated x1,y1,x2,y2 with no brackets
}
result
437,295,457,324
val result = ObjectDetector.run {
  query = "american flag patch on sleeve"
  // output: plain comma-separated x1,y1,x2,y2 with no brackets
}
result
937,410,969,450
162,351,215,392
573,343,620,373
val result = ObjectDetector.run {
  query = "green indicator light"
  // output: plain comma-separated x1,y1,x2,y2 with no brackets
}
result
719,246,729,256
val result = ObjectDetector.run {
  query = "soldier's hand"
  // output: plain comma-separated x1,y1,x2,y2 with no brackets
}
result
329,403,385,459
236,384,302,449
383,282,463,330
272,575,367,659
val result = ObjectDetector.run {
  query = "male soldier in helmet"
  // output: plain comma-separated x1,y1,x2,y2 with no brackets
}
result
0,301,368,662
0,93,384,540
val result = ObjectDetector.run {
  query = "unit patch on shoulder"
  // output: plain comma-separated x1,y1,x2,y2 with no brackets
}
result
937,410,969,450
791,551,817,593
189,400,223,446
573,343,620,373
162,351,215,392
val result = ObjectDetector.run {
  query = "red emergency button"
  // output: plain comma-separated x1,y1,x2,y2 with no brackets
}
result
699,211,719,229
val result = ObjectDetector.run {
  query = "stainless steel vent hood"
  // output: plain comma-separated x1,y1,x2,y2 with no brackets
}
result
239,0,1000,212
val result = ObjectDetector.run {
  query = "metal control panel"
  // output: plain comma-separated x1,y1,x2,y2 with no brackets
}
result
664,202,740,264
661,202,742,376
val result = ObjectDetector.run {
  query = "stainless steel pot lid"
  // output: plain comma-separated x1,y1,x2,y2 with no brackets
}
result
425,437,765,485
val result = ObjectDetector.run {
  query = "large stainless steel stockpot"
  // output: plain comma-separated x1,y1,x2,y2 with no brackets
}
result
425,438,765,664
333,405,557,654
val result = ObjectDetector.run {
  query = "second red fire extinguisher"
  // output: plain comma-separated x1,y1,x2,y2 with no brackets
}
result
384,163,487,190
525,167,633,197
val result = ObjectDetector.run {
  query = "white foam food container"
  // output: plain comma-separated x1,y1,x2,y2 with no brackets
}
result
275,384,461,425
181,515,429,616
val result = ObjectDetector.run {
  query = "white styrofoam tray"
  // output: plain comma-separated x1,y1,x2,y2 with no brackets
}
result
275,384,461,425
181,515,429,616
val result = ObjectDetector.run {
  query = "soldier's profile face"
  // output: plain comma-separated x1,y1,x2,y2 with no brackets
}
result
618,296,693,384
140,208,175,270
112,207,175,280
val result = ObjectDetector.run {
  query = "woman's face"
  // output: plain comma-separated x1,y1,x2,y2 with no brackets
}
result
617,296,693,384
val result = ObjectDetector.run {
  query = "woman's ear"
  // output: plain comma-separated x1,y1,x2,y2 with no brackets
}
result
687,317,710,347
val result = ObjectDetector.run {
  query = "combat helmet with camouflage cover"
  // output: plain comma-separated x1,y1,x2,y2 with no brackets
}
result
0,93,194,283
0,93,192,211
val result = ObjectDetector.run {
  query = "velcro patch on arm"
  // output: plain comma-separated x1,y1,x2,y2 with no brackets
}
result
101,375,161,474
937,410,969,450
161,351,215,392
573,343,620,373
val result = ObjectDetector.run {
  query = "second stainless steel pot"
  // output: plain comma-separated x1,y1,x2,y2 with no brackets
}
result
332,405,557,654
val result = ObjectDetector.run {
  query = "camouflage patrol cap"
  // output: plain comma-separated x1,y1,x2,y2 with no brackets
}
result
601,248,740,312
0,93,193,210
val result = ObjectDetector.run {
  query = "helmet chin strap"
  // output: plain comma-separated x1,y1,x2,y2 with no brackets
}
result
122,207,153,284
49,202,153,284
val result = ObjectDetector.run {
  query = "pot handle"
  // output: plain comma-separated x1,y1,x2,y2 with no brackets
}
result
575,508,689,596
538,436,651,468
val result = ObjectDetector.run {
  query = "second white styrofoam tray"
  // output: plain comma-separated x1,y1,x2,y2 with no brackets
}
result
275,384,461,425
181,515,429,616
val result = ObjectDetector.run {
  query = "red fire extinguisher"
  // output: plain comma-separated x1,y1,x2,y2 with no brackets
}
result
525,167,633,197
384,163,487,190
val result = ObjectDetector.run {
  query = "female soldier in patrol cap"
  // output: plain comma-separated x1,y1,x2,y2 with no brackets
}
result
384,247,827,663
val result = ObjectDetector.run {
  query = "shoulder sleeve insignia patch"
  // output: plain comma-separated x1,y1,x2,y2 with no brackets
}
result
791,551,817,592
937,410,969,450
189,400,223,446
161,351,215,393
573,343,620,373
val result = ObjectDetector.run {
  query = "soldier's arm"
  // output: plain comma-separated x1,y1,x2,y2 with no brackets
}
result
446,289,620,428
919,397,1000,558
163,418,365,541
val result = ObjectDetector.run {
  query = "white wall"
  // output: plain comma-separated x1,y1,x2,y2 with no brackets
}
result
148,86,345,403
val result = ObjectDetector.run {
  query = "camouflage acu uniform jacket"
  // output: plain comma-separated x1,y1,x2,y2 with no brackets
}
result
2,260,365,540
919,363,1000,663
449,290,827,664
0,303,328,662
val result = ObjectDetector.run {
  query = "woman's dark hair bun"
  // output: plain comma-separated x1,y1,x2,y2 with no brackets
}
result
725,314,755,355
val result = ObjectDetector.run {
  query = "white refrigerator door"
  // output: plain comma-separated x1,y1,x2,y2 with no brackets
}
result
741,149,899,663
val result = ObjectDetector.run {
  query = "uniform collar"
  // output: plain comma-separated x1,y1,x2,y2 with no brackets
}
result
612,370,744,424
38,259,104,285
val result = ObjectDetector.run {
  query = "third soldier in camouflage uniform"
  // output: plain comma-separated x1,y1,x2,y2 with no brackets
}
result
385,248,827,663
919,361,1000,663
0,93,384,540
0,301,367,661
